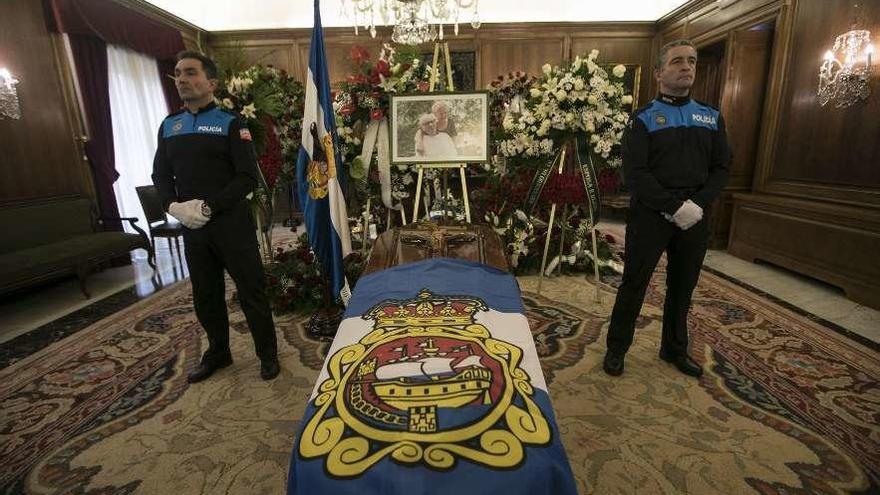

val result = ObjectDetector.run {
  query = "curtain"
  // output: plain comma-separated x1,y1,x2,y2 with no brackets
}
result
45,0,186,227
107,44,169,256
68,34,121,231
157,58,183,113
44,0,185,59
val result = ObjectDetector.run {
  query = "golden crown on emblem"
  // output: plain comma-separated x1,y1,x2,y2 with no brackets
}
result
364,289,488,329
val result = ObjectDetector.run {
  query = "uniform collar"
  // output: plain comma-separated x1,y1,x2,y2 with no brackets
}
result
186,100,217,115
657,93,691,106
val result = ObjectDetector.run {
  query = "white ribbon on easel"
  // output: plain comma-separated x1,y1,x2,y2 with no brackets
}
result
359,118,401,211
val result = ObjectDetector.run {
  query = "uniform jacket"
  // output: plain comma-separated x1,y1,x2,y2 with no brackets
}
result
623,93,732,215
152,101,259,215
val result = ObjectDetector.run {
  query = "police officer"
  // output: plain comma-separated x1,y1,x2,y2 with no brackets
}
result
152,51,280,382
603,40,731,378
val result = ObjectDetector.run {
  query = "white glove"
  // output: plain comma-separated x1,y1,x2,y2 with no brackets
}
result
671,200,703,230
168,200,209,229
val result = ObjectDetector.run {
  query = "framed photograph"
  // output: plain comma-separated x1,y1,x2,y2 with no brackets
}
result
390,92,489,165
418,51,477,91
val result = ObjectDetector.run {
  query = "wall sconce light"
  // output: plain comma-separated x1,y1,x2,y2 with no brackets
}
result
0,68,21,120
817,30,874,108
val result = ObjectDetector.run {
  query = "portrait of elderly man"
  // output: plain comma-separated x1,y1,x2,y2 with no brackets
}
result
414,113,458,158
431,100,457,138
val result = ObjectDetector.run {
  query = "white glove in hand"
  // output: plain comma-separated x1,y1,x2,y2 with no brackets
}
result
168,200,209,229
672,200,703,230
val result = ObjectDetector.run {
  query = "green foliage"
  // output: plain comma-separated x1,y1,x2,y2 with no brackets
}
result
251,83,284,120
214,43,252,82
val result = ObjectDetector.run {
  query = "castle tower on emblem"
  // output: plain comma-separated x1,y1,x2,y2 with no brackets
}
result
370,339,493,410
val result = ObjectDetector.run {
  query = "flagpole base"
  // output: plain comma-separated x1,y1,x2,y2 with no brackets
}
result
306,306,344,338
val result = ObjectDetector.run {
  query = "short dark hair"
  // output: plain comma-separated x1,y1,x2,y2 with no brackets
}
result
176,50,218,80
655,39,696,70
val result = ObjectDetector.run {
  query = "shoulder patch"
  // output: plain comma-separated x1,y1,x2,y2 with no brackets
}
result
162,113,189,138
631,102,654,119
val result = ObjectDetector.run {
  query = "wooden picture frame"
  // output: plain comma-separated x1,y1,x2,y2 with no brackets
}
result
389,91,490,165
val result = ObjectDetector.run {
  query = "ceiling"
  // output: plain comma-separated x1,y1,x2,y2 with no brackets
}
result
142,0,692,32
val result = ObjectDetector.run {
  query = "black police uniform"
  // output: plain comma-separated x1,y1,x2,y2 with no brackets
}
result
152,101,277,366
606,93,731,358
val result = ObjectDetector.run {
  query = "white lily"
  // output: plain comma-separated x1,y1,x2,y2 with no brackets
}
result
241,103,257,119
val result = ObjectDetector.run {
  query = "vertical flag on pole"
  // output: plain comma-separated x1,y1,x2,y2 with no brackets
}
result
296,0,353,305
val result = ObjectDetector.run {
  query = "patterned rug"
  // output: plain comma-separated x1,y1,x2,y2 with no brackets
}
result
1,265,878,494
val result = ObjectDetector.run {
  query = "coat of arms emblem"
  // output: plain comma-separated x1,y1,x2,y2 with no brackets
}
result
298,290,551,477
306,123,337,200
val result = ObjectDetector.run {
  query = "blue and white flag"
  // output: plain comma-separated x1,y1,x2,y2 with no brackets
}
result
288,258,578,495
296,0,352,304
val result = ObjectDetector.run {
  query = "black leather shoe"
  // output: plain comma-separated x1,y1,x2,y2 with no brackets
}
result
659,350,703,378
260,358,280,380
603,351,625,376
187,354,233,383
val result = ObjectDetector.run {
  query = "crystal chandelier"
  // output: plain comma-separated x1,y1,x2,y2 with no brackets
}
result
817,29,874,108
0,68,21,120
344,0,481,46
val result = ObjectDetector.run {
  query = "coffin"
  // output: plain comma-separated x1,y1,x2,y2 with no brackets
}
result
363,222,509,275
287,234,576,494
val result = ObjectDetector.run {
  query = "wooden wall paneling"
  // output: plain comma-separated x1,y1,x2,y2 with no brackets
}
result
210,22,655,91
763,0,880,206
660,23,687,45
211,26,485,85
729,193,880,308
656,0,778,42
243,44,296,73
726,0,880,309
0,0,87,204
750,1,795,196
210,37,298,74
563,34,572,67
479,37,565,88
686,0,777,40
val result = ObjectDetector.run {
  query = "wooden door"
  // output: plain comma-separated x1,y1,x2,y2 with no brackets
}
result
709,28,773,249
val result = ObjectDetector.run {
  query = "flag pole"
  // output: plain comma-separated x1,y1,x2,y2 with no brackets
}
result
300,0,350,336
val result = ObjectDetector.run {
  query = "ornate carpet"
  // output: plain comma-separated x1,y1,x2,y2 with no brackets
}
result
1,266,878,494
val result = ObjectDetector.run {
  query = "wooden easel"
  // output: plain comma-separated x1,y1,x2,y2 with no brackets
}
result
411,42,471,224
536,148,566,295
536,140,602,303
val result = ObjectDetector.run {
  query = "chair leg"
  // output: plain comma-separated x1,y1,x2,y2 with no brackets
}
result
174,236,183,267
147,238,157,271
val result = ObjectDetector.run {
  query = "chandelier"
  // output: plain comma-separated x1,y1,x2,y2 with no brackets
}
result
344,0,481,46
817,29,874,108
0,68,21,120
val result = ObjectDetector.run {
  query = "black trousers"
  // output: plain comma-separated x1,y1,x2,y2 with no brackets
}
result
183,202,277,364
606,200,709,357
